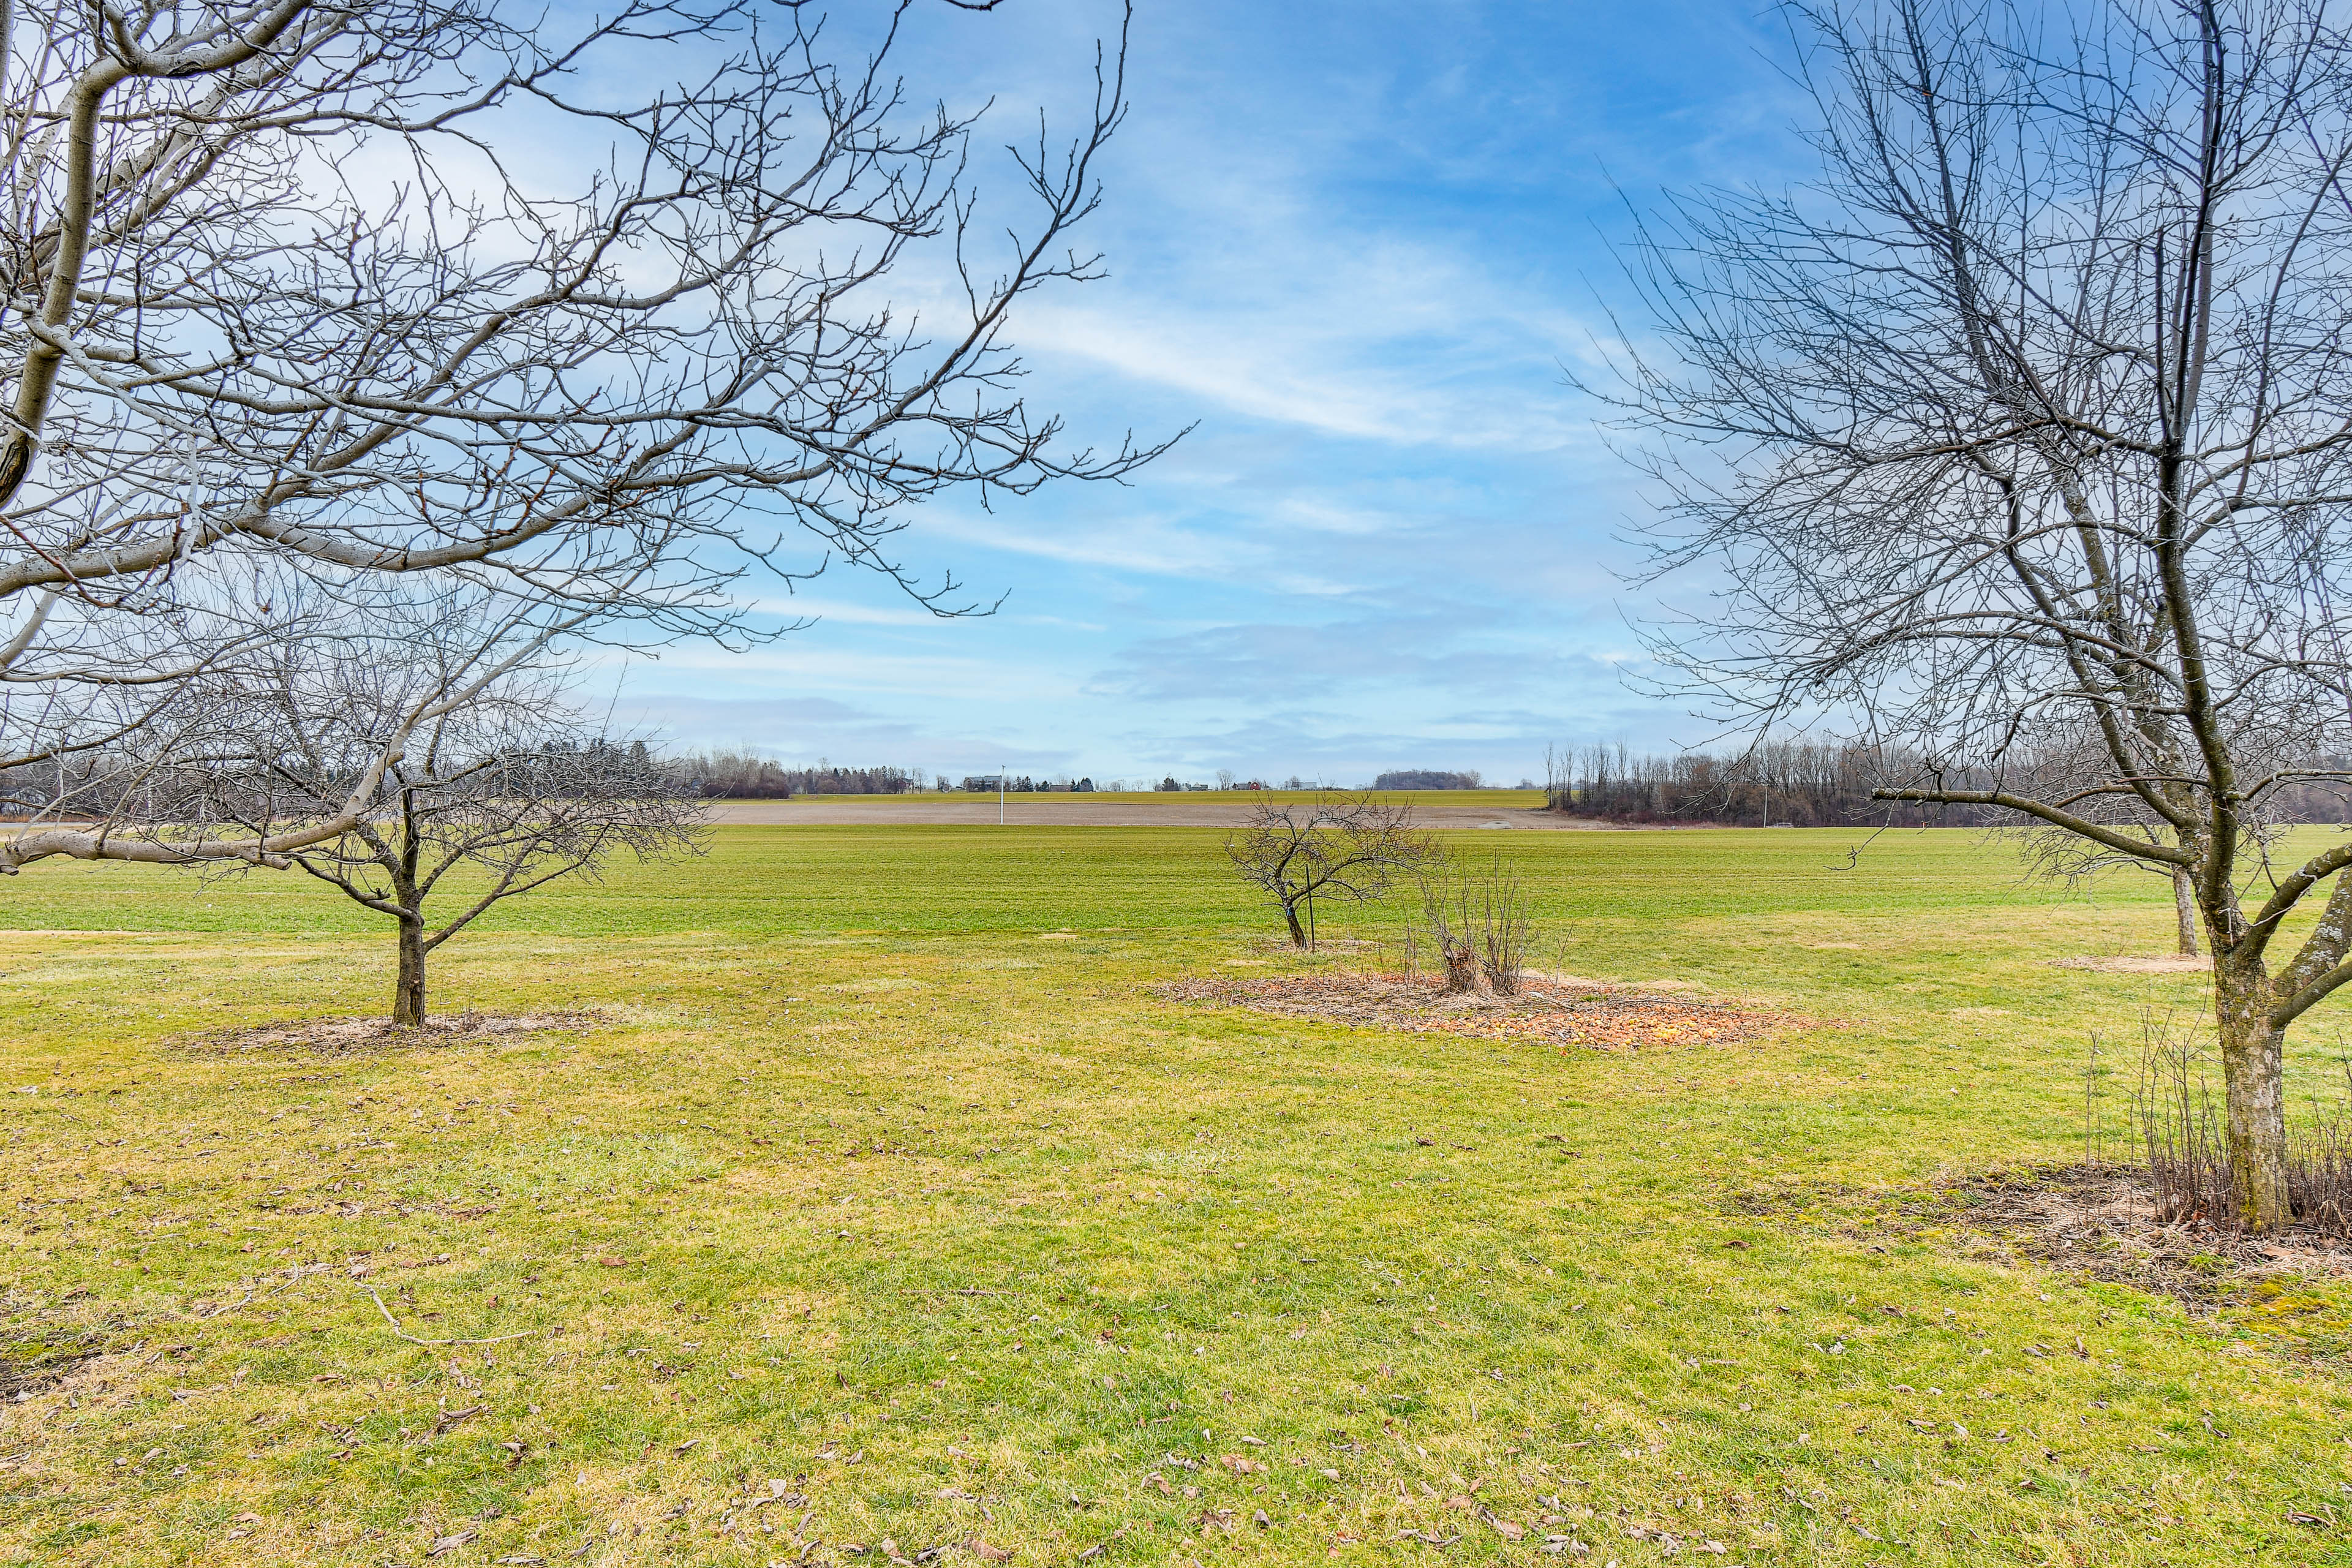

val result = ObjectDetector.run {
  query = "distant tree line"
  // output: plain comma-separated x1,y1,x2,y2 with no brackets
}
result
666,757,1128,797
960,775,1097,793
1373,769,1484,791
1544,742,1939,826
679,753,919,799
1544,742,2352,827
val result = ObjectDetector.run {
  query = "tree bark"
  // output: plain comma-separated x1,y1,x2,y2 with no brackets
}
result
2172,867,2201,957
2214,949,2288,1230
394,916,428,1027
1281,897,1308,949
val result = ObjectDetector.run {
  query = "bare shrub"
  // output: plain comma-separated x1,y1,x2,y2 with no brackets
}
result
1411,858,1535,997
2105,1014,2352,1237
1417,881,1482,995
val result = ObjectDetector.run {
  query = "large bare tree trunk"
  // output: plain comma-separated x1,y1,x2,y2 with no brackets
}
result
394,919,428,1027
2215,951,2289,1230
1281,897,1308,949
2172,867,2202,957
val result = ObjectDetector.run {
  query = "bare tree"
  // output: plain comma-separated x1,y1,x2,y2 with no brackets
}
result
0,0,1171,831
1224,793,1434,949
1600,0,2352,1227
178,589,701,1022
290,736,699,1026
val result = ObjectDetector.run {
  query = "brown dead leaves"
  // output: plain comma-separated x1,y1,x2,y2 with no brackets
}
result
1152,973,1806,1053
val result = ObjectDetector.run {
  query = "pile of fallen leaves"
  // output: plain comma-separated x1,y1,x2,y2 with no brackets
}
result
176,1009,603,1056
1152,972,1803,1052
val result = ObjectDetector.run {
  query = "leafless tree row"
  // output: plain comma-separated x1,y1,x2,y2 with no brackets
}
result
1544,740,1978,827
1547,740,2352,830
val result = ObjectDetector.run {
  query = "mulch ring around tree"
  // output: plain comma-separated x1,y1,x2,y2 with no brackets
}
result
172,1009,606,1056
1942,1164,2352,1310
1151,971,1809,1052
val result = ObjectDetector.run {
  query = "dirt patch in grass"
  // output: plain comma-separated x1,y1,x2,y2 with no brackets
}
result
1152,972,1809,1052
2051,954,2212,974
174,1009,606,1056
1928,1166,2352,1316
0,1338,104,1399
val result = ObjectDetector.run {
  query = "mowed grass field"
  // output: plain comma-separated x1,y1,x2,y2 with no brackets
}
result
6,825,2352,1567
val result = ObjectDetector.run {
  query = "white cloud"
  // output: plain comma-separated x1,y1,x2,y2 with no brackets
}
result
1017,273,1593,453
914,505,1263,579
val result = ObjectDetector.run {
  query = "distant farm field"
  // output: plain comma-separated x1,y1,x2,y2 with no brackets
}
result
5,826,2351,1566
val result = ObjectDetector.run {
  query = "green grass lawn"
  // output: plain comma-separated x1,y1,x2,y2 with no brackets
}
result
4,826,2351,1566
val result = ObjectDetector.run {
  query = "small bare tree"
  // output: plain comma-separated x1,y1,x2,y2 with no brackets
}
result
185,590,700,1023
1600,0,2352,1229
286,735,699,1026
1225,793,1434,949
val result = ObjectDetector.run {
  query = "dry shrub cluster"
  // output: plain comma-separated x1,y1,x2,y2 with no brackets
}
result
1406,859,1535,995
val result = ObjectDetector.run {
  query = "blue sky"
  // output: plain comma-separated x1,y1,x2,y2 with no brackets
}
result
612,0,1814,786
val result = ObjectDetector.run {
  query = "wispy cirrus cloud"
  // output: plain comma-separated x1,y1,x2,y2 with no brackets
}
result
1083,606,1642,707
1017,275,1592,453
591,0,1815,782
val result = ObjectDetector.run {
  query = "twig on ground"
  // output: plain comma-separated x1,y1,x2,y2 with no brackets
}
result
360,1283,545,1346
